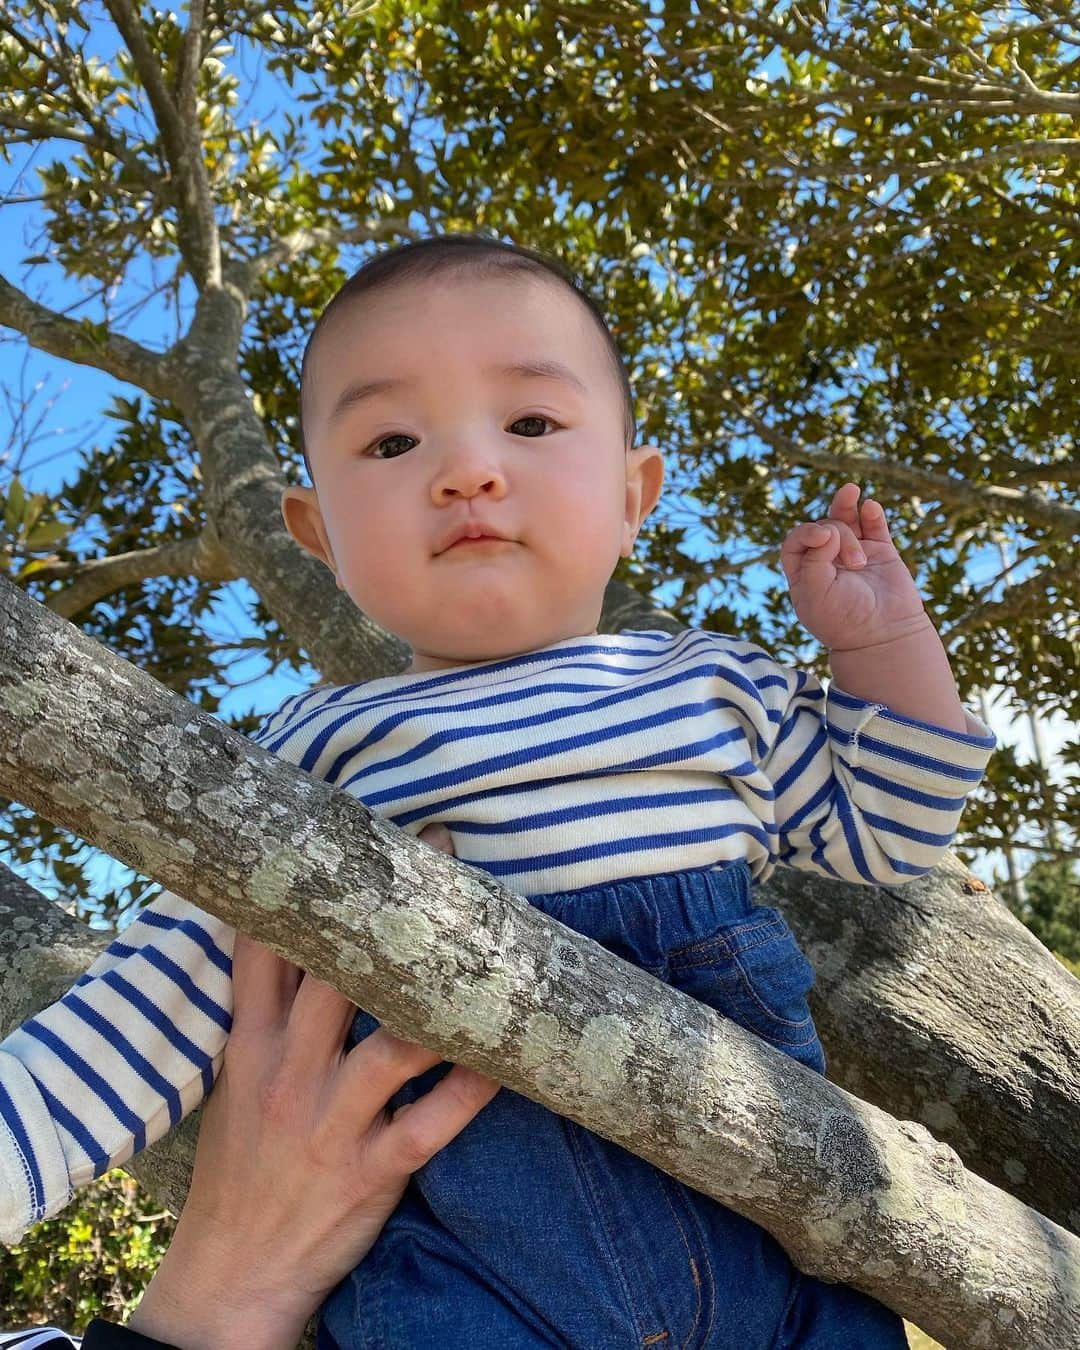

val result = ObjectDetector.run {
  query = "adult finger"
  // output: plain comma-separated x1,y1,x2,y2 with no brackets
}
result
283,970,362,1070
377,1063,501,1172
230,929,302,1039
333,1026,448,1133
418,822,456,855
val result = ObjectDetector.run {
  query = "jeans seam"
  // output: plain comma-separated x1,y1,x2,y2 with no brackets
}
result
655,1173,715,1349
563,1119,647,1343
729,953,816,1032
667,916,783,965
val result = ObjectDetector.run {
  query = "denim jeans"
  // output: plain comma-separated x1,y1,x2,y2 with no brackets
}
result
319,861,907,1348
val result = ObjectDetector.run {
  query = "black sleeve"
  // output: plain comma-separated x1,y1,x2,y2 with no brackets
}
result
81,1321,182,1349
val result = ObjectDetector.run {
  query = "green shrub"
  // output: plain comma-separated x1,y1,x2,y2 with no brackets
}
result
1,1168,175,1331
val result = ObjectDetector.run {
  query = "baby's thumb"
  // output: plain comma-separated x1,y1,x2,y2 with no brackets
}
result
418,822,456,856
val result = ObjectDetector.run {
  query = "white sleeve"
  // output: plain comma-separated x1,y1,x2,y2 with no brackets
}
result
761,675,996,884
1,890,233,1244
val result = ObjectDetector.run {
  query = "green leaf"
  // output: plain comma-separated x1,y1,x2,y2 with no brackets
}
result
3,475,26,534
24,519,72,549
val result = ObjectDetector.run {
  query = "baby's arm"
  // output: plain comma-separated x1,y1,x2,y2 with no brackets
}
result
759,666,993,885
0,890,233,1243
781,483,966,732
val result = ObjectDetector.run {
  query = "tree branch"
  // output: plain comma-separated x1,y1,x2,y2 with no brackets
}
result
942,557,1075,643
0,272,174,399
1,572,1078,1349
27,527,241,619
747,414,1080,541
685,5,1080,117
0,111,99,146
230,216,412,292
176,0,205,116
103,0,220,289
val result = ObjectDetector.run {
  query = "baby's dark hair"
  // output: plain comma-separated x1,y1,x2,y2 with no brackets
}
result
297,233,636,478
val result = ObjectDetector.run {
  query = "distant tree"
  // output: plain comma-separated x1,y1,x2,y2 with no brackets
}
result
1008,858,1080,963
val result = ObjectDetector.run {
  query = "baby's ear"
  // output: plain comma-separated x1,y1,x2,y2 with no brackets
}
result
281,485,336,573
622,444,665,555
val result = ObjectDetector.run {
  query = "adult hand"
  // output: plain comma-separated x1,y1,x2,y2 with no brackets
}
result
127,823,499,1350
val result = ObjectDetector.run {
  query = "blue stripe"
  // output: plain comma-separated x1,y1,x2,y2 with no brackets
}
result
779,774,834,837
377,730,773,822
877,706,995,749
479,821,774,879
267,631,769,774
833,784,936,882
63,993,184,1130
860,811,954,847
264,635,699,755
348,715,759,806
809,818,842,879
21,1023,148,1155
0,1079,44,1221
772,719,828,798
828,688,883,714
856,732,986,783
771,703,809,755
830,688,995,748
852,765,967,812
92,945,233,1033
881,856,933,877
325,653,772,784
833,780,878,884
444,786,741,835
99,969,217,1091
35,1079,110,1179
387,749,772,830
136,911,232,977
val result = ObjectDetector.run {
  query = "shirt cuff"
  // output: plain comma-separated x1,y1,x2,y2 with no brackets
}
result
0,1050,72,1244
827,686,996,794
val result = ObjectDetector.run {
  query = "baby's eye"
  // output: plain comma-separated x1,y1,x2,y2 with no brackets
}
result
368,433,417,460
509,415,556,437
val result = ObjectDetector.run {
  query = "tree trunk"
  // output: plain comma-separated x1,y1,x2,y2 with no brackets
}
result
3,578,1080,1349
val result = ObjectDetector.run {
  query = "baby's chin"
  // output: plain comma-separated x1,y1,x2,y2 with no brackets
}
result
404,624,596,673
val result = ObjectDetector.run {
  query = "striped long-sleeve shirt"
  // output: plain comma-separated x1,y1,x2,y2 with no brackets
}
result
0,627,995,1243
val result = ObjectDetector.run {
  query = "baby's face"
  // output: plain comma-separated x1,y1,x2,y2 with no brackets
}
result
283,273,663,672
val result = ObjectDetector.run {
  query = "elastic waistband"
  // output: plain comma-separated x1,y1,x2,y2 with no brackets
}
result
523,859,755,971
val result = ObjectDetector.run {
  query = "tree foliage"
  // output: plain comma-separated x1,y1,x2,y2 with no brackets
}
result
0,1,1076,901
0,1167,176,1328
1009,857,1080,962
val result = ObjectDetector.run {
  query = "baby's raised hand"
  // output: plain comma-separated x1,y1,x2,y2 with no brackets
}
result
780,483,929,652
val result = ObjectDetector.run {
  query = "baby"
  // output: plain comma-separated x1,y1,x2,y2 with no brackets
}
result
1,234,994,1348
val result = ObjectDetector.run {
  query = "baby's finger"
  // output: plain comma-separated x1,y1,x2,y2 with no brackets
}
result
380,1064,501,1172
418,823,456,856
230,930,303,1039
779,521,835,585
858,496,892,544
833,519,868,567
802,518,866,568
828,482,863,536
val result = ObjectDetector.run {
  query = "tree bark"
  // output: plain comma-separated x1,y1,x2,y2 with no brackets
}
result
2,576,1080,1349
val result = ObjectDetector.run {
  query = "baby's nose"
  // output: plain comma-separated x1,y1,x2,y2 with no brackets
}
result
432,458,507,501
